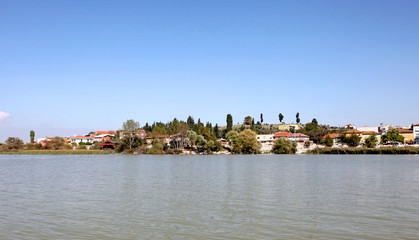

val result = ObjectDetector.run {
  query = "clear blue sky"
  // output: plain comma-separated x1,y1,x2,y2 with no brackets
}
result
1,0,418,142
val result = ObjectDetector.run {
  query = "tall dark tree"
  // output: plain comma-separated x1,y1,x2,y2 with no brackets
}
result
214,124,220,138
205,122,213,132
260,113,263,123
312,118,318,125
30,130,35,144
226,114,233,132
187,116,195,127
279,113,284,123
296,112,300,124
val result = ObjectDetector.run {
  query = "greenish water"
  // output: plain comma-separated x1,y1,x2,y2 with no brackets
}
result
0,155,418,239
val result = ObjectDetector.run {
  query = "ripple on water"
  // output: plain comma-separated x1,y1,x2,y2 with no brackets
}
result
0,154,418,239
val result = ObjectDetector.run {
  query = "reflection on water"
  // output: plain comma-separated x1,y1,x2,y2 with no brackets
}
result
0,155,418,239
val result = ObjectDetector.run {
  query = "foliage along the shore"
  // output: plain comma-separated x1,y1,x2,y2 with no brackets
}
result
307,147,419,154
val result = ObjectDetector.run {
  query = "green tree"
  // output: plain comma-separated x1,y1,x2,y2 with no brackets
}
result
168,118,180,135
312,118,318,125
195,135,207,150
260,113,263,123
214,124,220,138
226,130,242,153
226,114,233,132
382,129,404,143
151,125,166,138
30,130,35,144
5,137,24,150
365,134,378,148
147,141,165,154
296,112,300,124
239,129,261,154
187,130,198,147
323,135,334,147
122,119,140,149
272,138,297,154
187,116,195,127
340,133,361,147
279,113,284,123
198,126,217,142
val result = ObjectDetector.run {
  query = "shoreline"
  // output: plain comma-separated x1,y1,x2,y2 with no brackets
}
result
1,147,419,155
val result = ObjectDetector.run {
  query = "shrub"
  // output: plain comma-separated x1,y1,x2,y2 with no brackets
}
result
272,138,297,154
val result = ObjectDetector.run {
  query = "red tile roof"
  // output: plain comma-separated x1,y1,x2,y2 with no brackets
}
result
274,132,292,137
361,131,379,135
96,131,116,135
399,129,413,134
346,130,362,134
323,133,339,139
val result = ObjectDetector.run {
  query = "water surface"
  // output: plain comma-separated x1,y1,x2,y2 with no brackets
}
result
0,155,418,239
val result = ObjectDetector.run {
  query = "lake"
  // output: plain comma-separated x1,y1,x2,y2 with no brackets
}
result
0,155,418,239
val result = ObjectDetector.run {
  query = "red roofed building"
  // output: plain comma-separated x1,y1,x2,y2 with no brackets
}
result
273,132,292,140
323,133,340,145
70,136,94,145
95,130,117,135
120,129,146,139
273,132,309,142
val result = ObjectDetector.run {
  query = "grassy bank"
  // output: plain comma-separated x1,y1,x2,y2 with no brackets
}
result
0,150,112,155
307,147,419,154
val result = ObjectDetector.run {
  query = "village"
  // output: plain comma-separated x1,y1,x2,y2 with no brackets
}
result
28,119,419,154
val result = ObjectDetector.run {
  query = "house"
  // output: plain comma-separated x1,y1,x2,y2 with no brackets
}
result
256,134,274,152
288,133,310,142
278,124,301,131
273,132,309,143
413,124,419,144
218,138,228,146
322,133,340,145
356,126,379,133
360,131,381,144
146,135,172,145
256,134,274,143
119,129,146,139
345,124,355,129
398,129,414,144
344,129,362,137
95,130,116,136
273,132,292,140
70,136,94,145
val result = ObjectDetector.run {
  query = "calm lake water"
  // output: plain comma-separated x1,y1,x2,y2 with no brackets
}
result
0,155,418,239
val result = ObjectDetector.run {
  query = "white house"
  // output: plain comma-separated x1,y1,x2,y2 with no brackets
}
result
356,126,379,133
70,136,94,144
413,124,419,144
256,134,274,152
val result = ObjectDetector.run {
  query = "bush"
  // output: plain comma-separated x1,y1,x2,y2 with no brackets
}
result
77,145,87,150
147,142,165,154
307,147,419,154
272,138,297,154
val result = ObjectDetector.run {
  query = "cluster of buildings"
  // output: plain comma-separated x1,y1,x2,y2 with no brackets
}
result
254,123,419,152
343,123,419,144
37,130,119,147
36,129,172,148
35,123,419,151
256,132,309,152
